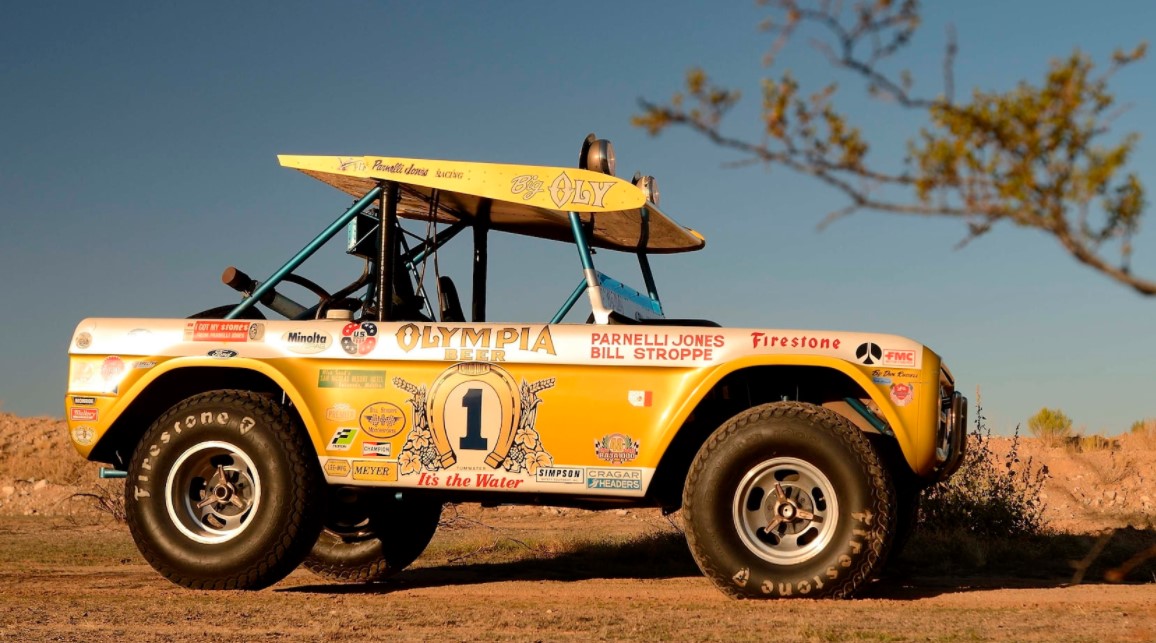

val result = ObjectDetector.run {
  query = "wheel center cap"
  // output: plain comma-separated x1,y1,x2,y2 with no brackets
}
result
779,503,796,519
213,484,233,502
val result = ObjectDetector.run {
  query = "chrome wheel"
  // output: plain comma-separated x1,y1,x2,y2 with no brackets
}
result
732,456,839,565
164,440,261,544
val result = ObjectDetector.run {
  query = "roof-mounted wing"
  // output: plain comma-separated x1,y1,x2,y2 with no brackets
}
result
278,155,705,254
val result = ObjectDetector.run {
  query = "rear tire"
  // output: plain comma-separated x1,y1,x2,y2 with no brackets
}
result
304,489,442,583
124,390,322,590
683,402,894,599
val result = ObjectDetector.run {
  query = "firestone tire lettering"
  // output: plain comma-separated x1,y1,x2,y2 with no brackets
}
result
124,389,323,590
682,401,894,599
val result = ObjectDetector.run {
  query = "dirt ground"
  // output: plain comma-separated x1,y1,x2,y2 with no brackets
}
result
2,413,1155,641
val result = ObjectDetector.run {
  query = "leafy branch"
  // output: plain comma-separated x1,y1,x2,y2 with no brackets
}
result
635,0,1152,295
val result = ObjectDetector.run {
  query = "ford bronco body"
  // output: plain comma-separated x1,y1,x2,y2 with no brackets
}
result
65,135,966,598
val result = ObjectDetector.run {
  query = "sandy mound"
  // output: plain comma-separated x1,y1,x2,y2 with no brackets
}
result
2,413,1153,532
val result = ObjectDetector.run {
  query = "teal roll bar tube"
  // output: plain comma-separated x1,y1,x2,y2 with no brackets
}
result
551,278,589,324
636,206,664,315
227,186,384,319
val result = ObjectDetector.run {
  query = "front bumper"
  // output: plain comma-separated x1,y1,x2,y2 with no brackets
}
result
934,390,968,479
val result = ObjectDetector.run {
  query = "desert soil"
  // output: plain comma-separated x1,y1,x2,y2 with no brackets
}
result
1,413,1154,642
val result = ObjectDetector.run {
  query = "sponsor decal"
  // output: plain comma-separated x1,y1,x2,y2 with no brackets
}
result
592,332,724,361
70,407,98,422
416,472,525,489
394,323,556,363
326,403,357,422
324,459,351,477
882,348,917,368
71,396,96,406
855,342,883,365
594,433,640,464
550,172,614,208
101,356,125,383
359,402,407,439
132,361,156,369
207,349,237,360
337,156,365,172
341,321,378,356
371,160,429,177
628,390,652,407
872,377,892,385
509,174,545,200
752,332,843,351
70,362,96,387
871,369,919,381
72,426,95,446
890,383,914,408
75,332,92,349
394,363,555,476
327,427,358,451
318,369,386,389
535,466,584,484
352,460,398,482
184,320,264,343
361,442,392,457
508,172,616,209
283,330,332,355
586,468,643,490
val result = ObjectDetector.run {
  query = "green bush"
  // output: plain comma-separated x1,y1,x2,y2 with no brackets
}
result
1028,407,1073,445
919,404,1050,538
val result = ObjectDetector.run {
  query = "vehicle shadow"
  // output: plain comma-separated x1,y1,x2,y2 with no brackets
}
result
281,527,1156,598
867,526,1156,599
280,530,702,595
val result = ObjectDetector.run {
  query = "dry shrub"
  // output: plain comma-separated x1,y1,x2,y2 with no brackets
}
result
919,404,1049,538
1064,433,1119,454
71,480,127,523
1128,418,1156,449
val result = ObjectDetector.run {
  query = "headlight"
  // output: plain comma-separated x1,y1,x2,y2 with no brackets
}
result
579,133,615,176
632,172,660,205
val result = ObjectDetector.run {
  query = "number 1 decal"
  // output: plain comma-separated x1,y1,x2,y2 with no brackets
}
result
393,363,556,476
459,387,487,450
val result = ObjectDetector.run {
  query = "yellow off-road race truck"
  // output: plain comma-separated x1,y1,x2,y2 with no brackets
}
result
65,135,966,599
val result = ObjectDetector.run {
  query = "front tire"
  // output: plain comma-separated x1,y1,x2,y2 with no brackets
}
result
683,402,894,599
304,488,442,583
125,390,322,590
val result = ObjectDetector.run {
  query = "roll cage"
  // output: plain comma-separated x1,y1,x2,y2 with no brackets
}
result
224,141,705,326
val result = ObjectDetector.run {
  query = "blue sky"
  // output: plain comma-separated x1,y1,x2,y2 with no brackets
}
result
1,1,1153,435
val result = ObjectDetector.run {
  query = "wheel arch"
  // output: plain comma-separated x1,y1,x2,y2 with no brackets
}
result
90,363,319,468
648,361,915,509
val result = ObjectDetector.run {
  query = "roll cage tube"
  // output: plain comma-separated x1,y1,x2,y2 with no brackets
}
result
229,182,476,323
226,185,385,320
552,207,665,323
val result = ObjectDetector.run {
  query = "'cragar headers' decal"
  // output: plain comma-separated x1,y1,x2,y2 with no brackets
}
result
393,363,555,477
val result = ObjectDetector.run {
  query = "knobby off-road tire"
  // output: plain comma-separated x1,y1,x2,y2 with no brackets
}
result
304,491,442,583
124,390,323,590
683,401,895,599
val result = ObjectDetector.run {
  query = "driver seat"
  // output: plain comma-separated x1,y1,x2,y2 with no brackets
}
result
438,276,466,323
